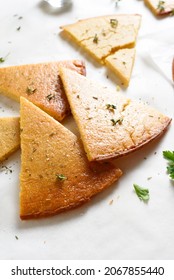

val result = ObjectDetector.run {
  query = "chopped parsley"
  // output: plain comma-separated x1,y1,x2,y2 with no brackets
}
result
93,34,99,44
46,94,55,101
110,19,118,28
106,104,116,110
111,117,123,125
15,235,19,240
0,57,5,63
133,184,150,202
1,165,13,174
157,1,165,12
163,151,174,179
0,53,9,63
17,26,21,31
26,86,37,95
56,174,67,181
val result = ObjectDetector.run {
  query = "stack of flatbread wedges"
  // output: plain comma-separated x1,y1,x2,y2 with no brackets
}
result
0,60,86,121
61,14,142,87
0,58,171,219
144,0,174,16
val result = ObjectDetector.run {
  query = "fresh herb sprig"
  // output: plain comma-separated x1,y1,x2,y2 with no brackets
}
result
133,184,150,202
163,151,174,179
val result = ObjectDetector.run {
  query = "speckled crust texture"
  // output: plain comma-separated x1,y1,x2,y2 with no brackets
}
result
59,68,172,162
20,98,122,219
0,117,20,162
0,60,86,121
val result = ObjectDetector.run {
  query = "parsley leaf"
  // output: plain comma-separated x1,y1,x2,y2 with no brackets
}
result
133,184,150,201
93,34,99,44
163,151,174,179
0,57,5,63
0,53,10,63
110,19,118,28
56,174,67,181
157,1,165,12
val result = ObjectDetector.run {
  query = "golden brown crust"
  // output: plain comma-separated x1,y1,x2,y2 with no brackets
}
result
0,117,20,162
59,67,172,162
20,97,122,219
0,60,86,121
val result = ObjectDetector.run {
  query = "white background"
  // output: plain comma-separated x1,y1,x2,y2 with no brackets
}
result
0,0,174,260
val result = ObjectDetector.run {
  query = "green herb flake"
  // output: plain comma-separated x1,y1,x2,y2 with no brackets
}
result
163,151,174,179
102,29,107,36
0,57,5,63
92,97,98,100
46,94,55,101
133,184,150,202
170,9,174,16
56,174,67,181
93,34,99,44
15,235,19,240
0,53,9,63
1,165,13,174
26,86,37,95
110,19,118,28
111,117,123,125
106,104,117,109
17,26,21,31
157,1,165,12
122,61,126,65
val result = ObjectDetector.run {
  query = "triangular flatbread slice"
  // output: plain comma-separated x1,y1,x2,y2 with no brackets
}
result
61,14,141,63
0,117,20,162
20,97,122,219
105,48,136,87
0,60,86,121
59,67,171,161
144,0,174,16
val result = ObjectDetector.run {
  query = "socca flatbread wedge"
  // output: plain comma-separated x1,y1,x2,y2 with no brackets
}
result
61,14,141,63
20,97,122,219
144,0,174,16
59,67,171,162
0,60,86,121
105,48,136,87
0,117,20,162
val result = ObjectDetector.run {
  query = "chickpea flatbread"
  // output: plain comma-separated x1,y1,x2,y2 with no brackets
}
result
59,67,171,161
105,48,136,87
0,117,20,162
0,60,86,121
20,97,122,219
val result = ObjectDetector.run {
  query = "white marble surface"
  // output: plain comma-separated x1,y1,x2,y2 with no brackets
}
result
0,0,174,260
